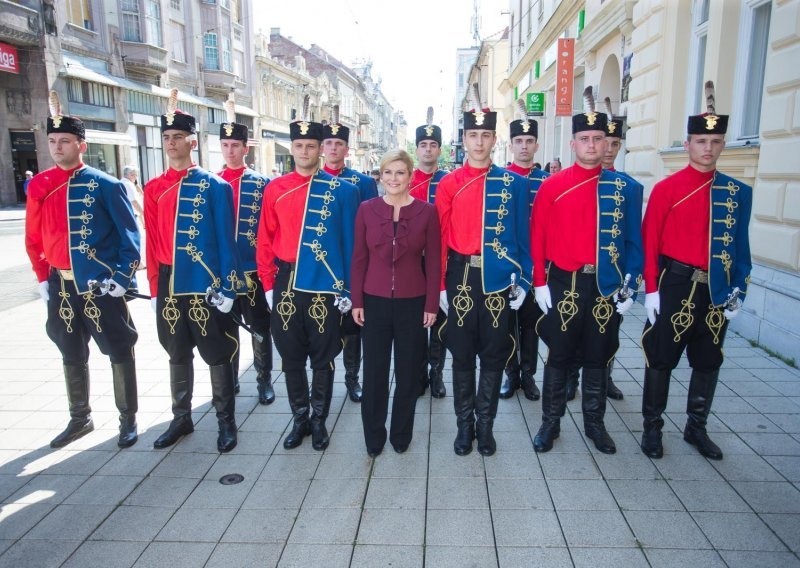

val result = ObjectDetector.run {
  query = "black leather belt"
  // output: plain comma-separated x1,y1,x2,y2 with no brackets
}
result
448,250,482,268
663,257,708,283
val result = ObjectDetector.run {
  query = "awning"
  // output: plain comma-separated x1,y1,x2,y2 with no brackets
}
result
235,104,259,117
84,129,135,146
274,138,292,154
61,57,120,88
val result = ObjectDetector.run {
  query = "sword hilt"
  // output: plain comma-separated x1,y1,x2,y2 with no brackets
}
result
618,273,633,301
724,287,741,311
509,273,520,300
205,286,224,307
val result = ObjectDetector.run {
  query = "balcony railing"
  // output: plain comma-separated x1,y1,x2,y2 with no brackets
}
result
120,40,168,78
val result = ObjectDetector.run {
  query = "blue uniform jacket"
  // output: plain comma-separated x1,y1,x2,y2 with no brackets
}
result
335,167,379,202
234,168,270,274
67,166,141,294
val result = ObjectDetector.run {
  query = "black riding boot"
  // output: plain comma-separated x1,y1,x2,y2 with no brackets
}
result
641,367,671,458
533,366,567,452
452,369,476,455
606,359,624,400
231,351,240,395
499,359,521,400
343,334,363,402
519,328,540,401
112,359,138,448
283,369,311,449
154,364,195,449
565,365,580,401
210,363,237,452
684,369,723,460
310,369,334,450
582,367,616,454
428,328,447,398
475,369,503,456
51,363,94,448
254,336,275,405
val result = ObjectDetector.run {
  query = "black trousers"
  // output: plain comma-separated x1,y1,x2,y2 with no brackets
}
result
361,294,426,450
507,292,542,373
46,269,138,364
642,263,729,372
155,265,238,366
270,261,342,372
444,257,514,372
233,271,273,372
537,265,621,370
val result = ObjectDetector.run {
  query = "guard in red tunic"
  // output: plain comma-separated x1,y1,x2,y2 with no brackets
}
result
26,92,141,449
500,100,549,403
217,95,275,406
531,88,643,454
257,101,360,451
640,82,751,460
145,90,243,453
410,107,448,399
321,105,379,403
436,86,532,457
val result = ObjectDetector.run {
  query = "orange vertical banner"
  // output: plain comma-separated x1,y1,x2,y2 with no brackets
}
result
555,38,575,117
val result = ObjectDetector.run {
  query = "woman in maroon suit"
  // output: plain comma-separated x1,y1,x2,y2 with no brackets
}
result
351,149,441,456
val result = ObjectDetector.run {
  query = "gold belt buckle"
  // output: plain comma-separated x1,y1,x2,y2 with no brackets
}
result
59,269,75,281
469,255,482,268
691,269,708,283
581,264,596,274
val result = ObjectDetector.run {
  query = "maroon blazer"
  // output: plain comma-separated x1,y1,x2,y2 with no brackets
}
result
351,197,441,313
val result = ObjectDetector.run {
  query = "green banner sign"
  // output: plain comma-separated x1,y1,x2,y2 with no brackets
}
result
526,92,545,116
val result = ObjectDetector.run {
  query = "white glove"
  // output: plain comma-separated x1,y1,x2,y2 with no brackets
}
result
104,278,126,298
614,293,634,315
509,288,526,310
150,297,157,314
216,296,234,314
645,292,660,325
534,285,552,314
724,307,739,321
38,281,49,303
265,289,273,310
439,290,448,315
334,295,352,314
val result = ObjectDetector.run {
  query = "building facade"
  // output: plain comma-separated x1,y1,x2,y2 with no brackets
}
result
503,0,800,363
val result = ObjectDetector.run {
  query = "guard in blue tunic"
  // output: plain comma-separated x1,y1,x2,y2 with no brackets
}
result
640,81,751,461
25,93,141,449
217,96,275,405
257,111,360,451
321,106,379,403
531,88,643,455
436,95,532,457
144,92,244,453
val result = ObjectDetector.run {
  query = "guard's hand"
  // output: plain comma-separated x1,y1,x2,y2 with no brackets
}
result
534,285,552,314
150,297,157,314
334,295,352,314
352,307,364,326
439,290,449,315
615,296,634,315
216,296,234,314
423,311,437,328
645,292,660,325
724,307,740,321
510,289,526,310
104,278,126,298
265,289,273,310
38,281,49,304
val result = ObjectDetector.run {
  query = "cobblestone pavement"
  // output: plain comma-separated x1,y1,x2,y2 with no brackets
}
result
0,273,798,566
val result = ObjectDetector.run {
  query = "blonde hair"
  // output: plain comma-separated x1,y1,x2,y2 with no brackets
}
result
379,149,414,174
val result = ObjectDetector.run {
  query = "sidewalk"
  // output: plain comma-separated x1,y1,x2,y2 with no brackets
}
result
0,292,798,567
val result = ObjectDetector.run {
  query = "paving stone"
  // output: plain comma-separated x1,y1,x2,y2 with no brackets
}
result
0,538,81,568
277,544,352,568
427,451,485,478
150,452,217,479
492,509,565,547
570,547,650,567
351,545,423,568
486,478,552,510
548,479,618,510
357,508,424,545
155,506,237,542
24,503,114,541
287,507,361,544
731,480,800,513
719,550,800,568
61,540,148,568
538,452,602,479
763,455,800,482
182,478,254,509
427,476,489,509
259,454,321,480
241,478,310,509
132,542,214,567
123,475,198,508
496,547,572,567
0,474,30,502
425,509,494,546
4,473,87,505
654,453,723,481
692,512,788,551
371,451,428,478
761,513,800,553
314,452,372,479
645,548,726,567
0,503,54,540
558,509,636,547
304,477,368,508
63,475,141,505
424,545,498,568
625,510,712,549
364,477,426,509
204,543,283,568
90,506,175,541
710,454,785,482
483,452,543,479
717,413,784,433
667,480,750,512
221,508,296,543
95,451,165,477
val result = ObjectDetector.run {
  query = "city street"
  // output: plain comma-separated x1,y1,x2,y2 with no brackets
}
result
0,207,798,567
